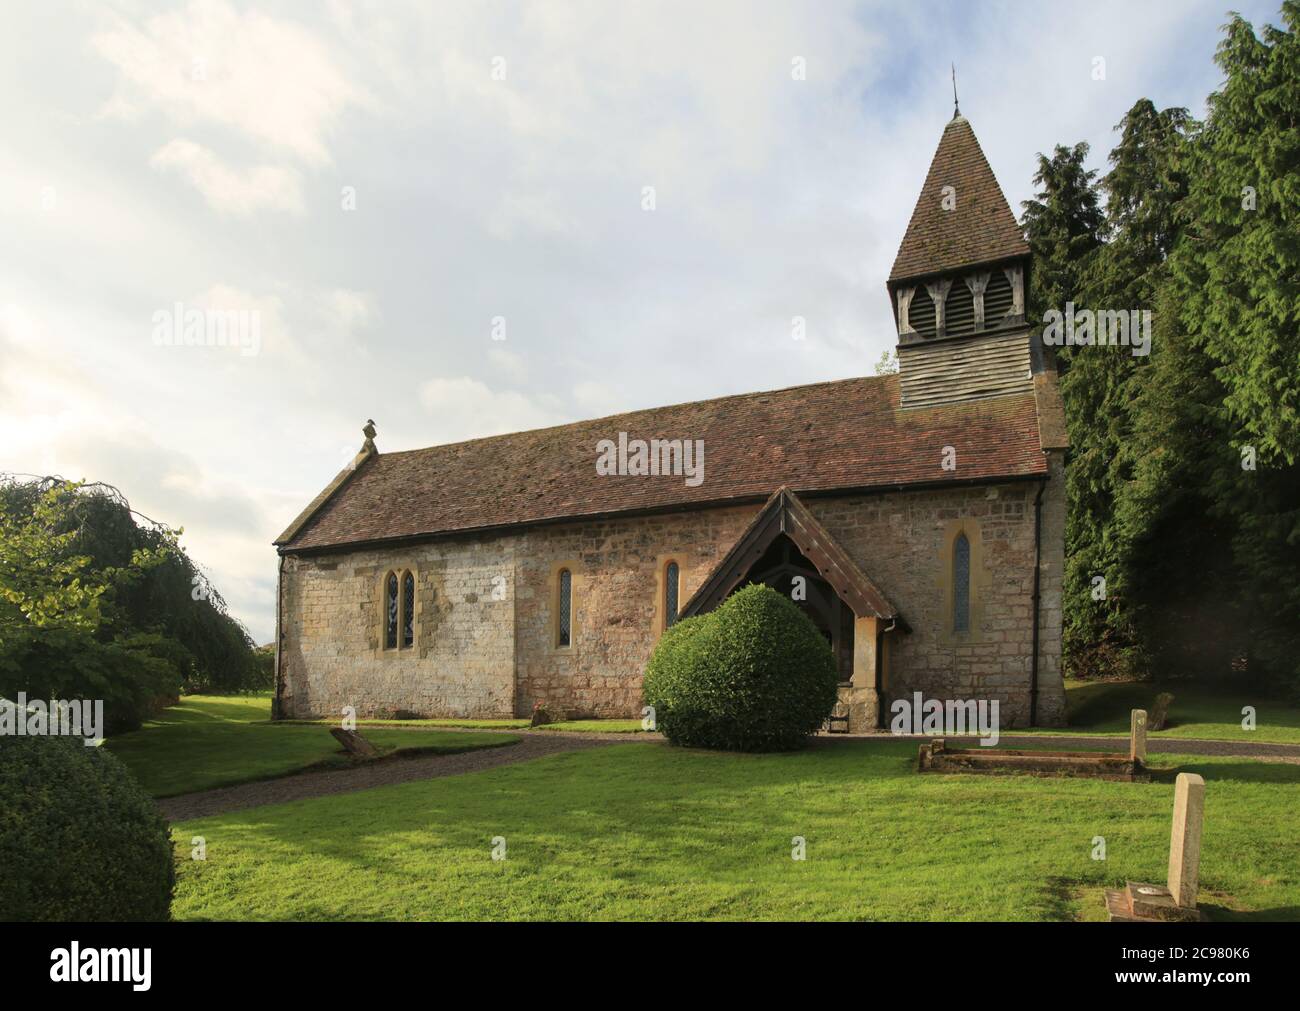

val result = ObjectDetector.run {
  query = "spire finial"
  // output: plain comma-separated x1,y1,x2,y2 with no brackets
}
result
951,63,960,118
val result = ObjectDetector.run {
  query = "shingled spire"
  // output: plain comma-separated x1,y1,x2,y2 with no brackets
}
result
888,112,1034,410
889,116,1028,285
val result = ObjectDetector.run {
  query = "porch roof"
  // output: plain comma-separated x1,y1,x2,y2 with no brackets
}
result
679,486,905,626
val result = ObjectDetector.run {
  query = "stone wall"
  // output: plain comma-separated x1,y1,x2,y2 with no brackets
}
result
1036,451,1068,725
808,472,1066,728
277,505,757,721
278,474,1067,727
277,535,519,720
510,505,756,717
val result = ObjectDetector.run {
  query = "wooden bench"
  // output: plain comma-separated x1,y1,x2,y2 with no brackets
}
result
825,705,850,734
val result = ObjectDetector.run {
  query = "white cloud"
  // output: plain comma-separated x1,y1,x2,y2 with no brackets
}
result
417,376,564,443
572,380,624,417
486,346,529,383
150,139,303,215
486,191,586,241
91,0,360,165
328,289,374,333
0,286,358,643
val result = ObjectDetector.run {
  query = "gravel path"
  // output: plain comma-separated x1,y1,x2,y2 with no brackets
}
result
159,733,635,822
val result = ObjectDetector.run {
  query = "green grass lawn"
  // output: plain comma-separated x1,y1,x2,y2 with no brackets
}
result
170,738,1300,921
539,719,648,733
1016,679,1300,744
278,714,650,733
106,694,520,797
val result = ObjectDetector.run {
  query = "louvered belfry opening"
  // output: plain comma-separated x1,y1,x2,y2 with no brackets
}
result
909,288,937,338
983,270,1013,328
944,282,975,337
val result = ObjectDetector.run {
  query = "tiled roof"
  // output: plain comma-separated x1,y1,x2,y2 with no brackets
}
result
889,115,1029,283
278,374,1049,552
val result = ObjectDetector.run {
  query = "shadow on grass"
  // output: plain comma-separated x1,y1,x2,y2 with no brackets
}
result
1209,904,1300,922
1148,759,1300,786
1064,680,1300,739
172,738,1300,921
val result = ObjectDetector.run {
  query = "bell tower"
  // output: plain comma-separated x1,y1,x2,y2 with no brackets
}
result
888,110,1032,409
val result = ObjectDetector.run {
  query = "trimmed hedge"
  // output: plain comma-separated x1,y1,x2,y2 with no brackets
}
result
643,583,839,751
0,732,175,921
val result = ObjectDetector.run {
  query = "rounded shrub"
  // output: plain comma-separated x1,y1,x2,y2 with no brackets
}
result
0,731,175,921
643,583,840,751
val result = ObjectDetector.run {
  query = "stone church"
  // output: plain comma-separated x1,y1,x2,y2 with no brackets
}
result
273,111,1069,730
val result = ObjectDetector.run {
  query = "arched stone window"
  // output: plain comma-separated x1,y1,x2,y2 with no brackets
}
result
953,533,971,633
384,571,399,650
557,568,573,647
664,561,680,628
401,571,415,648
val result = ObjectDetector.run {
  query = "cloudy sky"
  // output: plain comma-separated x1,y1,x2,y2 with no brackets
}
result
0,0,1281,642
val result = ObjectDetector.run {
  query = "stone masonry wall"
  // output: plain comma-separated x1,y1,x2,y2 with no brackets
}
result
277,505,757,721
278,475,1067,727
1036,451,1068,724
278,534,519,719
510,505,757,718
809,474,1066,728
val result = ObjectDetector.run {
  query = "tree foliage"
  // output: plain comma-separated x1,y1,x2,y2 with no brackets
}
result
1023,4,1300,689
0,476,265,731
1020,141,1107,319
1171,6,1300,463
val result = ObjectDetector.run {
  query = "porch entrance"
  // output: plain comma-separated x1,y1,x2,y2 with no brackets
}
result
744,535,855,683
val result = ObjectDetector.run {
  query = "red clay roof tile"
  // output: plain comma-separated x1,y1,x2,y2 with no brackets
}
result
279,373,1048,552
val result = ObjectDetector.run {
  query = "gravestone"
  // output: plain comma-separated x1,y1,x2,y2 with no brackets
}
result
1149,692,1175,731
330,727,378,757
1129,709,1147,763
1168,772,1206,909
1105,771,1206,921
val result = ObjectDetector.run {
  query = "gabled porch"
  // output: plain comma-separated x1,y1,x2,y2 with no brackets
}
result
679,487,907,731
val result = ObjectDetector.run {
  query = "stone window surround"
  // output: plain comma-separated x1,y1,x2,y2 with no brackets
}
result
897,263,1024,340
934,519,990,645
550,559,579,653
376,566,420,656
653,554,687,636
